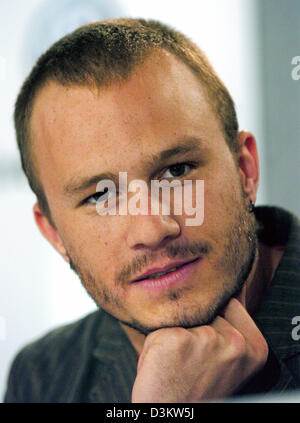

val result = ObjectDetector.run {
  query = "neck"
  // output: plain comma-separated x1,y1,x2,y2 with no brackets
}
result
236,241,284,316
122,242,284,355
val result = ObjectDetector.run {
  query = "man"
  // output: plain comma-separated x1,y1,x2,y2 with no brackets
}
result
4,18,300,402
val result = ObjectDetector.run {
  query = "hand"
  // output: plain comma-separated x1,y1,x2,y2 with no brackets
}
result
131,298,268,402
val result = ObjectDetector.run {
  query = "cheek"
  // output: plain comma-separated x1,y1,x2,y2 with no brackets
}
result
54,211,109,257
59,213,129,274
193,170,242,235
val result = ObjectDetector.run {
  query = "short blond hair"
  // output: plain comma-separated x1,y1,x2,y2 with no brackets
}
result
15,18,238,223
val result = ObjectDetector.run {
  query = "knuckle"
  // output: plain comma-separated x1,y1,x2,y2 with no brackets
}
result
227,328,247,358
144,328,166,349
146,327,191,349
251,335,269,367
166,327,192,346
198,325,219,344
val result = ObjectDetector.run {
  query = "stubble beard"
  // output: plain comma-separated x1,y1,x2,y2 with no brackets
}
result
66,194,259,336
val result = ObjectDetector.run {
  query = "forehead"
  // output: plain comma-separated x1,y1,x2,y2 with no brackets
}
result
30,51,224,197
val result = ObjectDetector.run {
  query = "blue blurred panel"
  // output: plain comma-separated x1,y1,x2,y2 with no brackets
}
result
21,0,124,74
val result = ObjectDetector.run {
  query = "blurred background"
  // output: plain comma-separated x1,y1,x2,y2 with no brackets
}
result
0,0,300,400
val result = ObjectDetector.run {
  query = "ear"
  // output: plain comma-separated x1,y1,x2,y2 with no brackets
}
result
33,203,70,263
237,130,259,204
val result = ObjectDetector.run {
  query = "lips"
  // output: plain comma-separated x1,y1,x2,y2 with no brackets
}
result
131,257,201,283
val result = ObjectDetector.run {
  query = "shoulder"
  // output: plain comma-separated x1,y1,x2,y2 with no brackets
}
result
4,309,108,402
20,308,104,361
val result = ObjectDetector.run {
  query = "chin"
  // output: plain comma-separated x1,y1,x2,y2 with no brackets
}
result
121,300,227,336
121,275,248,336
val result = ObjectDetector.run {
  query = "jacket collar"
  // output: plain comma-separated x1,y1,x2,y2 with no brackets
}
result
92,310,137,364
89,311,137,402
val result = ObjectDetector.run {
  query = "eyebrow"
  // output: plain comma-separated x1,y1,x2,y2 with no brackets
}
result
63,137,205,197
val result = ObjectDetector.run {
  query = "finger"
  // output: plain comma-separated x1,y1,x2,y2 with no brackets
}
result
221,298,262,340
210,314,237,335
220,298,268,360
209,315,246,349
189,315,238,347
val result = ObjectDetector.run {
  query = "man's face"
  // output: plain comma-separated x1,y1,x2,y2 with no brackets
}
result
31,51,257,335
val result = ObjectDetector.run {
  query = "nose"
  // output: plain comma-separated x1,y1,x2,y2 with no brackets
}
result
126,213,181,250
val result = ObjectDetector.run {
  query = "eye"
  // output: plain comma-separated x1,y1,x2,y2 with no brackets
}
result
161,163,194,179
84,187,113,205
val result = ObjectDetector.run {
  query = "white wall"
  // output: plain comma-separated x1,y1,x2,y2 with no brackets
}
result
260,0,300,217
0,0,264,400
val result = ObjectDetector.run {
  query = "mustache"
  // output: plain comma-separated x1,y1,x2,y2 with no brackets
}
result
116,241,211,286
